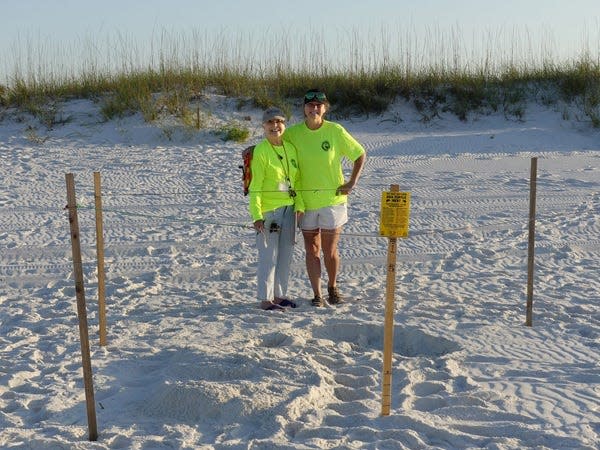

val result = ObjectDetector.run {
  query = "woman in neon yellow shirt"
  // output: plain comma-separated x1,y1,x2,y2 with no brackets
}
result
248,107,305,310
284,89,366,307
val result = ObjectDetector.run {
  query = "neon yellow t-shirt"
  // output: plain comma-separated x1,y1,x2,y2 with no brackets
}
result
248,139,304,221
284,120,365,210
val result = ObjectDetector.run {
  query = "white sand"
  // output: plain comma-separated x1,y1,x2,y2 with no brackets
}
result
1,94,599,449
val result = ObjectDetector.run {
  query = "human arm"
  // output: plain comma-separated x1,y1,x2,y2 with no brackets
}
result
337,152,366,195
248,147,266,223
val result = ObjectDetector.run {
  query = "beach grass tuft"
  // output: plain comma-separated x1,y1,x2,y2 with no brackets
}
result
2,26,600,126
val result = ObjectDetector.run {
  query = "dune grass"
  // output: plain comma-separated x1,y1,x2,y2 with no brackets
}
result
1,26,599,130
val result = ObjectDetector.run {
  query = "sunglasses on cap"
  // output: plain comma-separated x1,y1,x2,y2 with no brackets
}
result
304,92,327,103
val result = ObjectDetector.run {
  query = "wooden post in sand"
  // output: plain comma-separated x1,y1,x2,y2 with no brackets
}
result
93,172,107,346
379,185,410,416
65,173,98,441
381,227,398,416
526,157,538,327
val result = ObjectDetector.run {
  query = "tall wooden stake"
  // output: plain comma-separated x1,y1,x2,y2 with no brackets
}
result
381,184,399,416
94,172,107,346
65,173,98,441
526,157,538,327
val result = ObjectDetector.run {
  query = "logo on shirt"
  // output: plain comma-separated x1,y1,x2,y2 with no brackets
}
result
291,158,297,168
321,141,331,151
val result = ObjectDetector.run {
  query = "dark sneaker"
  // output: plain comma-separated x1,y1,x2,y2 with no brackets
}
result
275,297,297,308
312,295,324,307
327,286,343,305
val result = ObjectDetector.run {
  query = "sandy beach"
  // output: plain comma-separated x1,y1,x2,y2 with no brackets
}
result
1,94,599,449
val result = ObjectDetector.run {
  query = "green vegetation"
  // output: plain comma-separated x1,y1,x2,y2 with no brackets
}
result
217,121,250,143
1,28,600,129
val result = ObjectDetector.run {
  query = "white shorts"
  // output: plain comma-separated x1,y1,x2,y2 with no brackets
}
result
300,204,348,230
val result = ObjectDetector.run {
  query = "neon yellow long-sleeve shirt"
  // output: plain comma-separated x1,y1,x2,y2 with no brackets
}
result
284,120,365,210
247,139,304,221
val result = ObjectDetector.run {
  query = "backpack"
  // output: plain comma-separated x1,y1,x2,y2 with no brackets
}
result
240,145,255,196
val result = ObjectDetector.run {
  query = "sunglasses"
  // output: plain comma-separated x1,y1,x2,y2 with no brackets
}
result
304,92,327,102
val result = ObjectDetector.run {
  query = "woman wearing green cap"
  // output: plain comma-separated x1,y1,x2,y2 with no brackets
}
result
248,107,305,311
284,89,366,307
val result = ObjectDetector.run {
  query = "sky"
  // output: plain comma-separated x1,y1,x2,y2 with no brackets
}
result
1,0,599,82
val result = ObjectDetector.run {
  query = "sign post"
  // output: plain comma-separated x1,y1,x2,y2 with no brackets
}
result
379,185,410,416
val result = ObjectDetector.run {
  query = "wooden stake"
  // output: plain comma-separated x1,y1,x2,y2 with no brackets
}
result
381,184,399,416
526,158,538,327
65,173,98,441
94,172,107,346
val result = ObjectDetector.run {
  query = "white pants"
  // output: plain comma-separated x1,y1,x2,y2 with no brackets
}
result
256,205,296,301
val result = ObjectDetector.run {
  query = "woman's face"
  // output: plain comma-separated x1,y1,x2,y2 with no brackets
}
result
263,118,285,138
304,101,326,121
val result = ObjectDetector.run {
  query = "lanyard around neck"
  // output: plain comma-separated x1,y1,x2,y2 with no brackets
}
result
269,142,291,183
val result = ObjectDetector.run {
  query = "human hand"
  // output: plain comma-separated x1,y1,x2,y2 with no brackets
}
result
254,220,265,233
336,182,354,196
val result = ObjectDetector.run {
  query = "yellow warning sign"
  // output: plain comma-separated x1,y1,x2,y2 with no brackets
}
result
379,191,410,237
